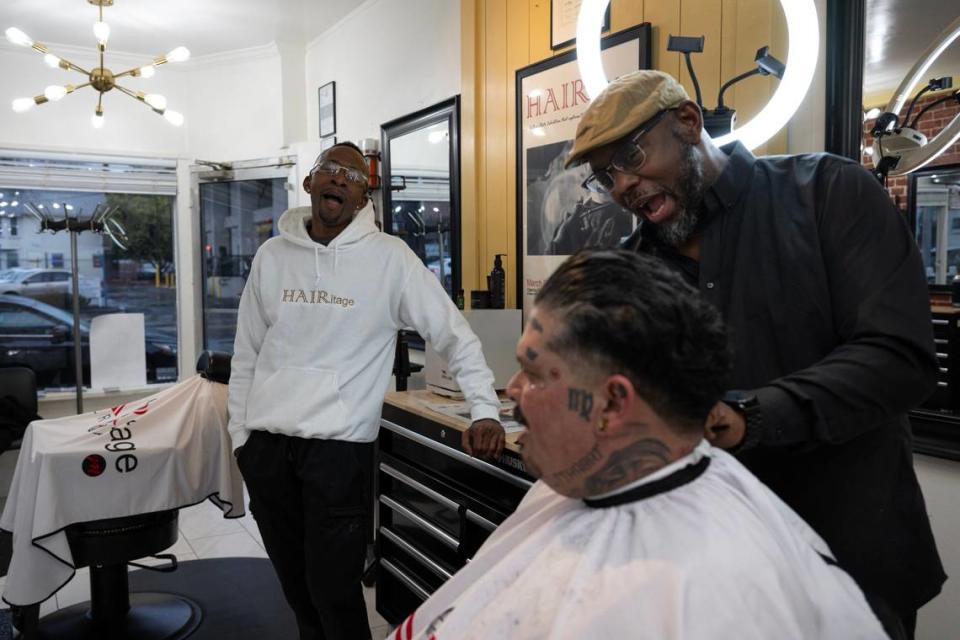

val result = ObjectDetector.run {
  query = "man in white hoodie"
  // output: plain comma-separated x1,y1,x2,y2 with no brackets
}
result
228,142,504,640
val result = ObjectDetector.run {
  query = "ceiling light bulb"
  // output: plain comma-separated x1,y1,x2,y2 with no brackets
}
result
37,204,44,209
5,27,33,47
91,112,105,129
44,85,67,101
44,54,61,68
12,98,35,113
10,201,18,207
864,107,881,121
0,202,6,207
93,21,110,44
139,65,156,78
53,203,60,209
165,46,190,63
163,109,184,126
144,93,167,110
65,204,74,211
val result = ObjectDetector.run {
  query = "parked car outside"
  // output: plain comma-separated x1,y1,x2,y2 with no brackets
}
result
0,294,177,387
0,268,103,307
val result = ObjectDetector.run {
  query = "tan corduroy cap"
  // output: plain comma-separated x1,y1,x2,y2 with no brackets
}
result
566,70,689,168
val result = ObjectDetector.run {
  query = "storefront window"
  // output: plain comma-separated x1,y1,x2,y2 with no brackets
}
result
0,188,178,390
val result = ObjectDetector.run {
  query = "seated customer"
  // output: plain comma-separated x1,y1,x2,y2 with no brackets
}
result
394,250,885,639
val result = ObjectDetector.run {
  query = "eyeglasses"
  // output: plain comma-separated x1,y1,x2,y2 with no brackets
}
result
310,159,368,185
581,109,673,194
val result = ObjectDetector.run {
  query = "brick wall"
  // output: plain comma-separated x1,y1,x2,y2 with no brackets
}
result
862,90,960,208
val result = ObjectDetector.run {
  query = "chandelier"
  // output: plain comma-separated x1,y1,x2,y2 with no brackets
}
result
6,0,190,129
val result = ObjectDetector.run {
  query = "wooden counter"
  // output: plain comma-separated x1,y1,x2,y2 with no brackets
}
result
384,390,523,453
375,391,533,624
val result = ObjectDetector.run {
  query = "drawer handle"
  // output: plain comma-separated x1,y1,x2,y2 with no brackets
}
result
937,381,949,388
380,418,533,490
379,495,460,550
465,509,498,533
936,352,949,359
380,463,461,512
381,558,431,601
932,319,949,326
380,526,453,580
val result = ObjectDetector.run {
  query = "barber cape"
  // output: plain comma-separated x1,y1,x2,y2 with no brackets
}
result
0,375,243,607
394,441,885,640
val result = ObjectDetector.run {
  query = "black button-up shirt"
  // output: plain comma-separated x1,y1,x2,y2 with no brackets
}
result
624,142,946,612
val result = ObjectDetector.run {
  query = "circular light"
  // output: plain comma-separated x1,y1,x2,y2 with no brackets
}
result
873,16,960,176
163,109,184,127
12,98,35,113
165,46,191,63
53,203,61,209
93,21,110,44
44,85,67,101
144,93,167,110
44,54,61,68
5,27,33,47
139,65,156,78
91,113,106,129
575,0,820,151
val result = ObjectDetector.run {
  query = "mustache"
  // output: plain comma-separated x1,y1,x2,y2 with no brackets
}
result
513,404,527,426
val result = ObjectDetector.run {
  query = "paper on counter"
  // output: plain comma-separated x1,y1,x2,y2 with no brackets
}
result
90,313,147,391
419,399,526,434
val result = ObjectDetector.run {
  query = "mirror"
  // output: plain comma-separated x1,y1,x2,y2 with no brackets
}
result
381,97,461,299
911,166,960,285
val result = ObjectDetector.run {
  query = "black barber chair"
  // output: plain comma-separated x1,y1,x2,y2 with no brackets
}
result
19,353,233,639
0,366,40,454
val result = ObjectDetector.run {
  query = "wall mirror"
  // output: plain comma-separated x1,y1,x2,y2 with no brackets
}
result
381,97,461,300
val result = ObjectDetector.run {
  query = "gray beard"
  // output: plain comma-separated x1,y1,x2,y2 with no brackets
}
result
652,143,705,249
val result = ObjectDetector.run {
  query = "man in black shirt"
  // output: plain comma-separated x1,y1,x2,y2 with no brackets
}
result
565,69,945,638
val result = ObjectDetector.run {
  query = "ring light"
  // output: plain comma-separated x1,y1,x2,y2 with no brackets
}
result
575,0,820,151
870,16,960,177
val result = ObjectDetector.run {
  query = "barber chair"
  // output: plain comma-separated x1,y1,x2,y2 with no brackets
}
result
0,366,40,454
16,353,233,639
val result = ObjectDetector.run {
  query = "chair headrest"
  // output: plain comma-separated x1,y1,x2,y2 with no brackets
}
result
195,351,232,384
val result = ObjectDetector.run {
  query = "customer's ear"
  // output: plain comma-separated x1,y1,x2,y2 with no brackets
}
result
597,374,634,437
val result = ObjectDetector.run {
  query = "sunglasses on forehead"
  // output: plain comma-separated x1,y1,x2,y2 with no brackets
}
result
309,159,368,185
581,108,675,194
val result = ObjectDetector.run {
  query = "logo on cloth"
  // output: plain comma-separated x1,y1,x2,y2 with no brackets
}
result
82,454,106,477
281,288,355,308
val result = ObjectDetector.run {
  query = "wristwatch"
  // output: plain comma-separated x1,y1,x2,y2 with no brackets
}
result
721,390,762,454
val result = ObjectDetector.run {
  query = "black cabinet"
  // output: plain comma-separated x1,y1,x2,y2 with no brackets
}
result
911,309,960,460
375,403,533,625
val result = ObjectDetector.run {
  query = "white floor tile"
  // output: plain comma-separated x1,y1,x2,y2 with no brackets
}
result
237,513,263,544
177,500,244,540
371,623,391,639
188,531,267,560
363,586,388,629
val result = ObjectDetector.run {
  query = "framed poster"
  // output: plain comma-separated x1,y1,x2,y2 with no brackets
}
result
516,24,651,315
320,136,337,152
319,81,336,138
551,0,610,50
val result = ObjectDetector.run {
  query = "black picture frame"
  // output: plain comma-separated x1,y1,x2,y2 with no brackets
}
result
551,0,610,50
319,81,337,138
516,24,651,311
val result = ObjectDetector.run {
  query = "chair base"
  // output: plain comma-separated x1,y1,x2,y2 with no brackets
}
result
35,592,201,640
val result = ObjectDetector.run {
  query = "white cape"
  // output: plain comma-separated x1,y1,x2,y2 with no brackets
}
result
0,375,243,606
393,441,886,640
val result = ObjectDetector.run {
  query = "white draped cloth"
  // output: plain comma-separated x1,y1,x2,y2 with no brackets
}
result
391,441,886,640
0,375,244,606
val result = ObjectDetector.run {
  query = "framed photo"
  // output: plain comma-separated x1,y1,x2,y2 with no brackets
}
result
551,0,610,50
516,24,651,315
319,81,336,138
320,136,337,152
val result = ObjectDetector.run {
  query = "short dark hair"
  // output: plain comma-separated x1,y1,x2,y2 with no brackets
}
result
535,249,730,433
328,141,365,159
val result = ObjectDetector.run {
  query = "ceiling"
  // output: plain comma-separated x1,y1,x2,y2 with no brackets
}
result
0,0,366,58
865,0,960,105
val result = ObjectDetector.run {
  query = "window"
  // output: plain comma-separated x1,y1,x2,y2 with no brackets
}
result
199,175,289,353
0,187,178,390
9,216,16,236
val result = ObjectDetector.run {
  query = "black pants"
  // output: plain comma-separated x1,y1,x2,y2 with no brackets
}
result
238,430,373,640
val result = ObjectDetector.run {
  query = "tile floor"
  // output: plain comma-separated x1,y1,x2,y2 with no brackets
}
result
0,487,393,639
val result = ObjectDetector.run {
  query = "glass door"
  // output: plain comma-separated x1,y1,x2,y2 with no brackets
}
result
194,159,295,353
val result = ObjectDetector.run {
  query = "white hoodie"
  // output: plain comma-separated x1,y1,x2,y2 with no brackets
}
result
227,204,500,449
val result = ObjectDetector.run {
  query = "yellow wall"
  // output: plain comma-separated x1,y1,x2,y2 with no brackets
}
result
460,0,787,306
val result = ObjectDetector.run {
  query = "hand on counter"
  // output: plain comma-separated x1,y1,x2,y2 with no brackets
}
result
463,419,505,459
704,401,746,449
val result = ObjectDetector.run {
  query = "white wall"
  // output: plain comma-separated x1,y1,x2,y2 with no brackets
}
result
304,0,460,146
915,454,960,640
